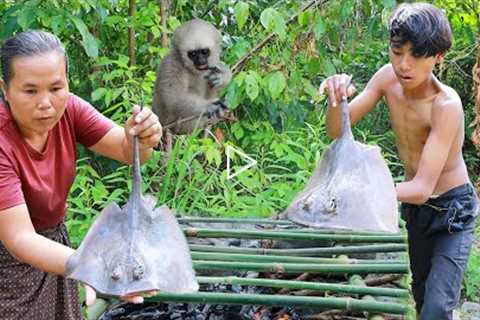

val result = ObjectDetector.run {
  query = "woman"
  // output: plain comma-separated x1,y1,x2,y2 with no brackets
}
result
0,30,162,319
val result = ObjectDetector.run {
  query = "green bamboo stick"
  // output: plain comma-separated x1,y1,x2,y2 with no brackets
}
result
146,292,412,315
193,260,408,274
189,244,407,256
350,275,385,320
270,228,400,236
184,228,406,243
179,217,401,236
191,252,405,265
196,276,409,298
178,217,294,225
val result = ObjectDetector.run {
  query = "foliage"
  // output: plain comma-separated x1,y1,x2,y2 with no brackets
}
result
464,246,480,302
1,0,479,304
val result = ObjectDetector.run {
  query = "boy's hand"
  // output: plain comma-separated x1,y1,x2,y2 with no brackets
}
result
319,74,356,107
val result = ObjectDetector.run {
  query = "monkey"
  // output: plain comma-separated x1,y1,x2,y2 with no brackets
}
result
152,18,232,135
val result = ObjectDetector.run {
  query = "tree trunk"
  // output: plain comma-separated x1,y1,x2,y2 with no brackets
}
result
160,0,170,47
90,26,104,85
128,0,136,66
473,46,480,193
472,48,480,149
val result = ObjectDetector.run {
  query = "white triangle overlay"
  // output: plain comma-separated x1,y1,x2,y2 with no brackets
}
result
226,145,257,180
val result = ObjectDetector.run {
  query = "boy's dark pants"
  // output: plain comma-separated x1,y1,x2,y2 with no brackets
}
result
401,184,478,320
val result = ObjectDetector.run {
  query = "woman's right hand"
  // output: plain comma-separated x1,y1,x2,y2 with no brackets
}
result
319,74,356,107
85,284,155,306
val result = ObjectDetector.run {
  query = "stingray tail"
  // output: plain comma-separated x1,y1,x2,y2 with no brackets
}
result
132,99,143,200
132,135,142,199
340,98,353,139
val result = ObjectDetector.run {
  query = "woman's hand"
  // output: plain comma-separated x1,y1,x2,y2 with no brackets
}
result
124,105,162,150
84,284,158,306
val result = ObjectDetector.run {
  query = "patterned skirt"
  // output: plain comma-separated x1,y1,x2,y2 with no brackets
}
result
0,223,82,320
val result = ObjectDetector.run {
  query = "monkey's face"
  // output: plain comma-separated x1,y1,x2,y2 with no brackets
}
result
187,48,211,71
173,19,221,74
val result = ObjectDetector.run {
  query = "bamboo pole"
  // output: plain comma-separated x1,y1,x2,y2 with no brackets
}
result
179,217,293,225
196,276,409,298
146,292,412,315
184,228,406,243
350,275,385,320
193,260,408,274
179,217,400,236
189,243,407,256
191,252,405,265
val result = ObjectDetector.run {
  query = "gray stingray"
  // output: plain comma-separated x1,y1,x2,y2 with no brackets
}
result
282,99,399,233
65,135,199,296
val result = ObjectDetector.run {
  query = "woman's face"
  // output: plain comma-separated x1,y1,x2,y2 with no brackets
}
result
1,51,69,138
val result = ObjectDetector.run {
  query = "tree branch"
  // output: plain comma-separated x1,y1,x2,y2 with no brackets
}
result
231,0,329,75
128,0,136,66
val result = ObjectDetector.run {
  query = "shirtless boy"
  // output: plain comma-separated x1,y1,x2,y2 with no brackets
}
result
321,3,478,319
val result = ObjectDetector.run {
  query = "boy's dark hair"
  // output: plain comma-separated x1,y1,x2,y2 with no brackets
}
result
1,30,68,85
389,3,452,57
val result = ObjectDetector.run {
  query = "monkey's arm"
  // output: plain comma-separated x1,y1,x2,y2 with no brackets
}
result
205,62,232,91
157,64,219,118
153,57,228,133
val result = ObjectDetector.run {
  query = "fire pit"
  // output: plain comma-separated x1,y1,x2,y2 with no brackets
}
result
98,217,413,320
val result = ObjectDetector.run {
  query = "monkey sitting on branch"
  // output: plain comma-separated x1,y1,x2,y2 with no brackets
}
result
152,18,233,136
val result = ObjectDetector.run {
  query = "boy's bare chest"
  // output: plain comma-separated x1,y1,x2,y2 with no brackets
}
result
386,93,433,141
385,93,433,170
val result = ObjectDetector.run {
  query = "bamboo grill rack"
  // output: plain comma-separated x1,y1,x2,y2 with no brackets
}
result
145,217,415,319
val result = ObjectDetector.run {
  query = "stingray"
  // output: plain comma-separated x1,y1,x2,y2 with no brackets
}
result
65,134,199,296
282,98,399,233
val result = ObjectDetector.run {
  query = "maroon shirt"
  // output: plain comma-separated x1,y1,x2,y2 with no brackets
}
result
0,94,114,231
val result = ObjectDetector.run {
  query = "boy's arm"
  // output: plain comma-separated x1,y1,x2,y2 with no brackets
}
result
396,99,463,204
322,66,388,138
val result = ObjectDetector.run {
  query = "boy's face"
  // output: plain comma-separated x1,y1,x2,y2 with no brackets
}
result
389,42,442,90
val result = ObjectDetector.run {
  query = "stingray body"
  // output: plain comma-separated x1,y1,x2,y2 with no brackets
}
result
283,99,399,233
66,136,198,296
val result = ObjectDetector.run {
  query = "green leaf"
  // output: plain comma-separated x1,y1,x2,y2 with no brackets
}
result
231,123,244,140
70,16,99,58
230,38,250,60
205,147,221,167
151,26,161,38
50,15,65,34
267,71,286,100
260,8,276,30
234,2,249,30
245,72,260,101
17,6,35,30
91,88,107,102
298,11,312,26
302,78,318,99
382,0,396,9
322,58,336,76
272,14,286,40
313,17,326,40
168,17,181,30
225,82,242,109
261,8,286,39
